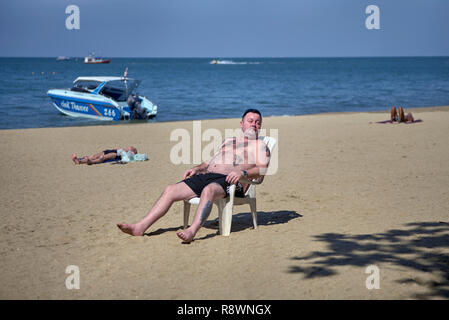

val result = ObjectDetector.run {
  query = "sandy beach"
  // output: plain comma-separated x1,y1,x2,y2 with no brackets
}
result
0,106,448,300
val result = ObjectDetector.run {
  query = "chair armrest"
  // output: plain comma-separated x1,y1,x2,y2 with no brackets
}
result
239,175,265,185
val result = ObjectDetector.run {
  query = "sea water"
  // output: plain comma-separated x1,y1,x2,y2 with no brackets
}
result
0,57,448,129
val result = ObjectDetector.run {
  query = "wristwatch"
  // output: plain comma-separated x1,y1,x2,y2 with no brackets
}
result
242,170,248,177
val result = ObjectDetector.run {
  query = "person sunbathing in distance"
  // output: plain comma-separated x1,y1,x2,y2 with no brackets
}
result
117,108,271,243
390,106,414,123
72,146,137,165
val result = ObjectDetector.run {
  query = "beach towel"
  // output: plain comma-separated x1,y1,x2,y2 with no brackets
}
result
372,119,423,124
102,150,149,164
117,149,149,163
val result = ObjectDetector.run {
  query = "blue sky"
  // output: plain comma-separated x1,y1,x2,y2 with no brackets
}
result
1,0,448,57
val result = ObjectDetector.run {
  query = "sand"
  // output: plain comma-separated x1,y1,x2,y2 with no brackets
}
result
0,107,448,300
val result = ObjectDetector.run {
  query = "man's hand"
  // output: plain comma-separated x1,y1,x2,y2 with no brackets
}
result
226,170,244,185
183,167,198,180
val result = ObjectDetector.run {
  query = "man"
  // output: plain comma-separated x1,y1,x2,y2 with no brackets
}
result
390,106,414,123
117,109,270,242
72,146,137,165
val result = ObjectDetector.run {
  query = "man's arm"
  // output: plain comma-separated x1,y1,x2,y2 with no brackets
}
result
183,137,233,179
255,141,271,178
226,141,271,184
183,161,209,180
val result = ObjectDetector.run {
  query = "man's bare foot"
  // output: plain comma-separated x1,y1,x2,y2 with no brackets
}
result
72,154,80,164
176,229,196,243
116,223,145,236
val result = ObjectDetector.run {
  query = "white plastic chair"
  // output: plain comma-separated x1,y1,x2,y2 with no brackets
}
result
183,136,277,236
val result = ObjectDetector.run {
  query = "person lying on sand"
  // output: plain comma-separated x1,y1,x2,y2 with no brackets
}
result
72,146,137,165
117,109,271,243
390,106,415,123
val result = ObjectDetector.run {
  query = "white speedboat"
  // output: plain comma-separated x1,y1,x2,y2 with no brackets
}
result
47,76,158,121
84,53,110,64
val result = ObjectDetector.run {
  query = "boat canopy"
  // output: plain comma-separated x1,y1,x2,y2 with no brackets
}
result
73,76,131,83
71,77,141,102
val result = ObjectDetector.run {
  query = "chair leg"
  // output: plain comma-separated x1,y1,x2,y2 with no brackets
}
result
217,200,225,235
249,199,257,229
219,185,235,236
183,201,191,229
220,200,233,236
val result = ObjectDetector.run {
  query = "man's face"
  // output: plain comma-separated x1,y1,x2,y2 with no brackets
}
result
127,146,137,154
240,112,262,139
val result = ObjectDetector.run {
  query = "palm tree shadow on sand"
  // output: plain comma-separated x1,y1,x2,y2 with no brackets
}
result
288,221,449,299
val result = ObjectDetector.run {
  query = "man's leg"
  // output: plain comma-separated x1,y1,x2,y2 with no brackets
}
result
117,182,196,236
390,106,397,123
72,154,89,164
72,154,80,164
89,151,106,161
72,151,105,165
398,106,405,123
87,153,117,165
176,183,226,243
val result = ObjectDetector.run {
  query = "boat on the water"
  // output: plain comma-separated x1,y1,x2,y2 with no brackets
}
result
84,53,110,64
47,76,158,121
56,56,70,61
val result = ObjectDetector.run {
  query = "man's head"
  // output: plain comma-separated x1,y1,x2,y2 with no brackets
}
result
240,108,262,139
126,146,137,154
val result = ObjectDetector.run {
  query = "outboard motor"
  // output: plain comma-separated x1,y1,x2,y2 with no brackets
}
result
127,94,147,119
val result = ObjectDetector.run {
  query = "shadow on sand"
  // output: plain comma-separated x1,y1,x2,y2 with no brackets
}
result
146,210,301,240
288,221,449,299
203,210,301,233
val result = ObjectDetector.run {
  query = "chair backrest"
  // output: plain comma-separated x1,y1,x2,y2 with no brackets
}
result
263,136,277,154
261,136,277,177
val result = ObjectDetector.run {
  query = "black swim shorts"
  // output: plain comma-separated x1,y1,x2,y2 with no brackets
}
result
103,149,120,161
182,173,245,198
103,149,118,155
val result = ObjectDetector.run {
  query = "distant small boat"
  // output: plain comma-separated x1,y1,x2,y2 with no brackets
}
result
84,53,110,64
209,59,245,65
56,56,70,61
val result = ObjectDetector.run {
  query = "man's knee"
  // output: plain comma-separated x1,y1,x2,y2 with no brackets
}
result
163,183,178,196
162,183,190,201
201,183,225,199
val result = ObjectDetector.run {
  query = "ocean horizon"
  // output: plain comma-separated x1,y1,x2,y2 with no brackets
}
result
1,56,448,130
2,55,449,58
